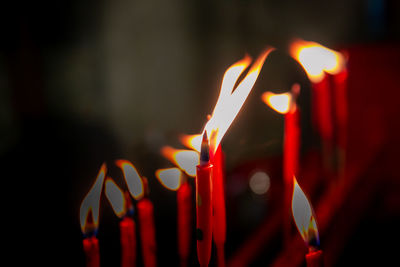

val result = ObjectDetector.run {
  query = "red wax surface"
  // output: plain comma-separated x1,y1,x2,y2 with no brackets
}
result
312,77,333,142
211,145,226,267
332,69,348,150
120,216,136,267
306,250,324,267
137,198,157,267
283,107,300,245
177,181,192,267
83,236,100,267
196,162,213,267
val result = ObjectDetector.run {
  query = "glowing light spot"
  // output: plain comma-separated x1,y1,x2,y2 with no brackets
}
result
249,171,271,195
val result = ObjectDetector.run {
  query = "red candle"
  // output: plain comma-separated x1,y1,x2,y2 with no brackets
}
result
80,164,106,267
332,68,348,174
211,145,226,267
155,167,192,267
177,180,192,267
137,178,157,267
261,87,300,246
311,77,333,143
196,132,213,267
105,178,137,267
306,249,324,267
83,235,100,267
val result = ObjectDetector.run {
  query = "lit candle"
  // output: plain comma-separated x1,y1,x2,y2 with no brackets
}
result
291,176,323,267
105,177,136,267
181,48,273,266
155,167,192,267
116,160,157,267
196,132,213,267
290,39,347,171
261,85,300,246
79,163,106,267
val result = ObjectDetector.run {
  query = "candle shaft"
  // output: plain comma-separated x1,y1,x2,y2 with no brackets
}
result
138,198,157,267
120,216,136,267
177,181,192,267
196,162,213,267
83,236,100,267
306,250,324,267
312,77,333,142
211,145,226,267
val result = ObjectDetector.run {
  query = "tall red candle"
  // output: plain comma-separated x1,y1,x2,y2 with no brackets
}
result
137,178,157,267
177,180,192,267
196,132,213,267
332,68,348,174
83,235,100,267
211,145,226,267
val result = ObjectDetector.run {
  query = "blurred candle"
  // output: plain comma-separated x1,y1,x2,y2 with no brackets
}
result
105,177,136,267
116,160,156,267
155,167,192,267
262,85,300,246
291,176,324,267
79,164,106,267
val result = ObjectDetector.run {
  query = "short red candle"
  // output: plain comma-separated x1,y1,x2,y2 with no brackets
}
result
83,236,100,267
177,181,192,267
120,216,136,267
137,197,157,267
211,145,226,267
306,249,324,267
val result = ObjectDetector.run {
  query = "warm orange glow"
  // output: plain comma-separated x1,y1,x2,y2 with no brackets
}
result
155,168,182,191
161,146,199,177
261,91,293,114
105,178,126,218
179,134,202,152
115,160,144,200
290,39,346,83
79,164,107,234
202,48,274,154
291,176,320,246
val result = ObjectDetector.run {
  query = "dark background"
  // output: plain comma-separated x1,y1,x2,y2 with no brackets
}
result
1,0,399,266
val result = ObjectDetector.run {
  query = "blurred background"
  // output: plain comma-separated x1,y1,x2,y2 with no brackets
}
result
1,0,399,266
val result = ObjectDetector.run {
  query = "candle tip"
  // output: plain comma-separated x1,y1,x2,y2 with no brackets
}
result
200,132,210,164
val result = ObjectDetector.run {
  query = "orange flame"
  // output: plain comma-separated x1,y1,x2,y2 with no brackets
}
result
290,39,346,83
155,168,183,191
201,48,274,154
261,91,293,114
161,146,199,177
105,178,126,218
115,160,144,200
179,134,202,152
79,163,107,235
291,176,320,246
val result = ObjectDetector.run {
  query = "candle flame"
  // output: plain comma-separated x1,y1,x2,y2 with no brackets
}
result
261,91,292,114
179,134,202,152
290,39,346,83
115,160,144,200
79,163,107,235
105,177,126,218
291,176,320,247
160,146,199,177
155,167,182,191
202,48,274,154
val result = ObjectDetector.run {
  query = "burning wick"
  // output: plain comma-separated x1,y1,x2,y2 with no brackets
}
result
196,132,213,267
291,176,324,267
105,178,137,267
79,164,107,267
116,160,157,267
